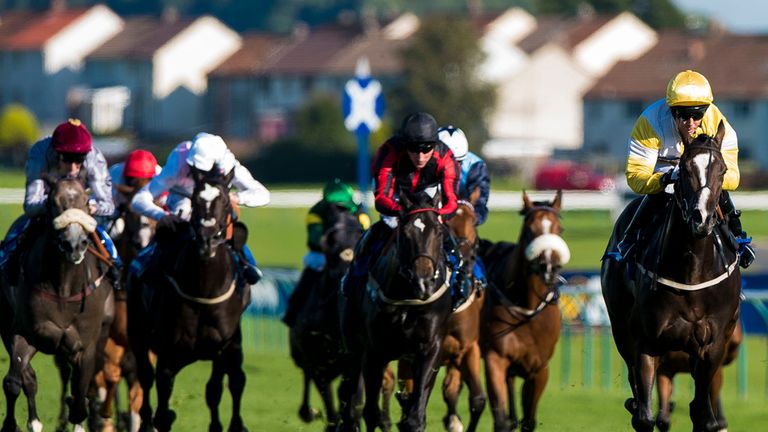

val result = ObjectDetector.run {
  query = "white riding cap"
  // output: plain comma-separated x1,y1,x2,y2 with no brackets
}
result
438,125,468,160
186,132,229,172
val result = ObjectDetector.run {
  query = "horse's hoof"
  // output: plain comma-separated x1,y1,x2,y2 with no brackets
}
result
394,391,410,409
443,414,463,432
27,419,42,432
102,417,116,432
624,398,637,415
298,405,321,423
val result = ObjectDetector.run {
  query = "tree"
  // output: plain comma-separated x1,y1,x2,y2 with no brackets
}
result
294,93,356,155
532,0,685,29
0,104,39,167
389,14,496,153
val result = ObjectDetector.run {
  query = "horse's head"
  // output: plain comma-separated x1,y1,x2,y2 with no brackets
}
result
190,166,234,258
446,188,480,276
45,172,97,264
397,191,444,298
115,181,156,250
675,121,727,238
519,190,570,286
321,205,363,279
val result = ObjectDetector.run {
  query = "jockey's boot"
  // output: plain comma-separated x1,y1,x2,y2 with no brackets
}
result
107,265,122,291
451,267,471,312
282,267,321,327
473,259,488,292
613,195,654,261
720,191,755,269
230,221,262,284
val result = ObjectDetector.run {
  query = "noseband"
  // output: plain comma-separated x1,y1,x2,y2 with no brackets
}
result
674,143,725,225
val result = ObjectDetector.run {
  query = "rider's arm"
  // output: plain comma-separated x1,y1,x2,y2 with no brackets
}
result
85,147,115,217
230,162,270,207
131,148,183,221
23,138,52,217
466,158,491,225
373,141,402,216
626,116,667,195
437,148,459,216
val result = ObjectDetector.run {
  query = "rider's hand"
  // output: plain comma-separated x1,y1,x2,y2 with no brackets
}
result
660,170,676,186
229,193,239,207
158,213,183,232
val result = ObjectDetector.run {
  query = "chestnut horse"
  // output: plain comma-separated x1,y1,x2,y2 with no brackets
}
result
128,167,250,432
1,175,114,432
397,189,486,432
479,190,569,432
601,122,741,432
338,192,452,432
655,321,743,431
289,207,363,431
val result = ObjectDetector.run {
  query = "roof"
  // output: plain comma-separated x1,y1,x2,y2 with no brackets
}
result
89,16,195,60
264,23,363,74
211,32,291,77
0,8,89,50
585,31,768,100
518,15,612,54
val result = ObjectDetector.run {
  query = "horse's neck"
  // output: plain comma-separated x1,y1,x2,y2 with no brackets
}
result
658,211,722,280
500,244,539,306
180,243,233,292
37,230,90,297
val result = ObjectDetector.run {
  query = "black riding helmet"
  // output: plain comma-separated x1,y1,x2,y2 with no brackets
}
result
399,112,439,144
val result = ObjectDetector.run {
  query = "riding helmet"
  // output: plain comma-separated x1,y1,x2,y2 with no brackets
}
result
399,112,439,144
438,125,469,160
666,70,713,107
51,118,92,154
124,149,158,179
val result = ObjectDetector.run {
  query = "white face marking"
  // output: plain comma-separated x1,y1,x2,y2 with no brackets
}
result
200,218,217,227
692,153,711,221
199,183,221,212
413,217,426,232
541,218,552,235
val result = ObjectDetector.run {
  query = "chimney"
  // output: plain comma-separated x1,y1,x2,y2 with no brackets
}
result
162,6,179,24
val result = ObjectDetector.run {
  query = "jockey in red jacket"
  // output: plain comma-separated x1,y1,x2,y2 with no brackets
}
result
343,112,469,309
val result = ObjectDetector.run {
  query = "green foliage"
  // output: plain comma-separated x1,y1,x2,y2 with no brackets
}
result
532,0,685,29
294,93,355,154
0,104,39,149
631,0,686,29
388,15,496,154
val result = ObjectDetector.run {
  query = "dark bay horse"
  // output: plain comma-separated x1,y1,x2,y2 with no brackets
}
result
1,175,114,432
479,190,570,432
397,189,486,432
655,320,742,432
338,192,452,432
289,207,363,431
128,167,250,432
601,121,741,432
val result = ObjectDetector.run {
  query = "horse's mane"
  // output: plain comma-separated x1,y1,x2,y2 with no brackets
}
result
519,199,555,216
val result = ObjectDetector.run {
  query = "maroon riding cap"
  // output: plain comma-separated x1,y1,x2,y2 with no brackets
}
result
52,119,92,154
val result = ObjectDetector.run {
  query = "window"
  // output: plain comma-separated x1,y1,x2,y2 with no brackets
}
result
624,100,644,118
731,101,751,118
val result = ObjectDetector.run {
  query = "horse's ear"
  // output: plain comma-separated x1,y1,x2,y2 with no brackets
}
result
428,191,440,209
469,187,481,206
522,190,532,211
399,189,413,211
552,190,562,211
224,168,235,185
714,120,726,149
191,166,204,185
41,172,57,189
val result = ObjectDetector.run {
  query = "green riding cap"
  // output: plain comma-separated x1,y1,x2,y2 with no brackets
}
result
323,178,357,211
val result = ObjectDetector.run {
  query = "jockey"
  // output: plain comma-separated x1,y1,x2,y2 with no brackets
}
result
108,149,163,238
282,178,371,327
612,70,755,268
130,132,270,285
342,112,467,310
0,119,121,288
438,125,490,291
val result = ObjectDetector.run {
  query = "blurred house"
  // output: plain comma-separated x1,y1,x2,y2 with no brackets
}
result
583,31,768,169
0,4,123,127
81,14,241,137
479,9,657,161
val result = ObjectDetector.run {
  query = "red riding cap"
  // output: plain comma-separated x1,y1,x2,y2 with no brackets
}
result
124,149,158,179
51,119,92,154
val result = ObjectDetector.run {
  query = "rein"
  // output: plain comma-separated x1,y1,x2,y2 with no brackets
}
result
369,276,449,306
165,274,237,305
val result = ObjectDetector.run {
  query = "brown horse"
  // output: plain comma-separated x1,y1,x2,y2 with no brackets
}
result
479,190,569,432
601,122,741,432
655,320,743,431
1,174,114,432
93,181,156,432
397,189,487,432
289,207,363,431
128,167,250,432
338,191,452,432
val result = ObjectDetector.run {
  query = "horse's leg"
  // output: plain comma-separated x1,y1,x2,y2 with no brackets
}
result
655,371,673,432
69,344,100,431
462,343,485,432
224,330,247,432
442,362,463,432
133,348,154,432
396,359,414,409
21,360,41,432
400,341,442,432
336,360,363,432
101,338,125,432
689,351,723,432
298,370,319,423
206,354,226,432
314,375,338,432
361,353,387,432
153,356,187,432
2,335,36,432
54,353,72,432
520,366,551,432
631,352,658,432
380,365,395,432
710,367,727,430
506,374,518,430
484,351,511,432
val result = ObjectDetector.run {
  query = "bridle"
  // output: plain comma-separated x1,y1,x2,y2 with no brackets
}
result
397,207,442,282
673,142,725,226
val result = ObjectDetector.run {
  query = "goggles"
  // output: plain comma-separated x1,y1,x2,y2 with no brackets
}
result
59,152,86,164
406,142,435,154
671,105,708,121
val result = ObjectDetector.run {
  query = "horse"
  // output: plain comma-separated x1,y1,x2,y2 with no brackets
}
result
1,174,115,432
479,190,569,432
338,191,452,432
601,121,741,432
655,320,743,432
92,182,157,432
289,206,364,431
127,167,251,432
396,189,487,432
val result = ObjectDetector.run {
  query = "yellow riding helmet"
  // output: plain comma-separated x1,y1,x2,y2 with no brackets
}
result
665,70,713,107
